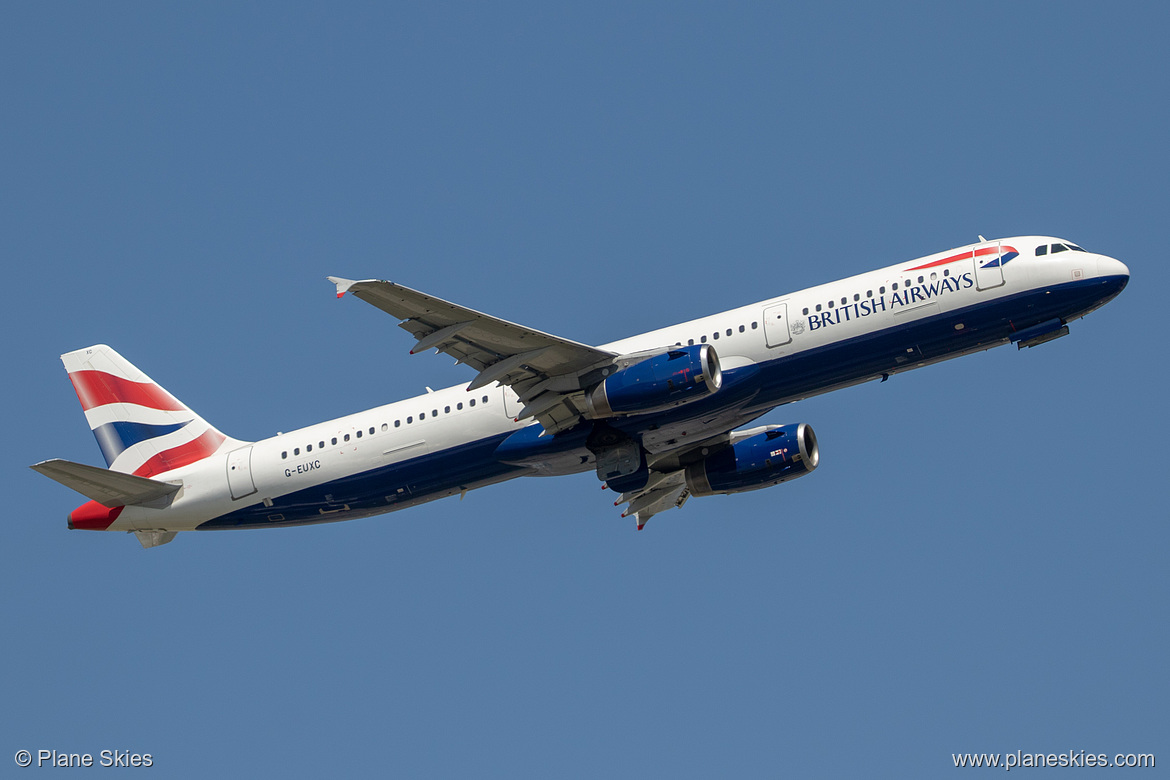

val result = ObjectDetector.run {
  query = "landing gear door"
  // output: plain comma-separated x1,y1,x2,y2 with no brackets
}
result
974,242,1005,291
763,303,792,348
227,446,257,500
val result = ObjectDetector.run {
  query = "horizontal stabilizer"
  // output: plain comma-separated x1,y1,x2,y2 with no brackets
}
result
30,459,180,508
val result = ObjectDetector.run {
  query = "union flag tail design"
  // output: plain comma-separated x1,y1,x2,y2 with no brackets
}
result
61,345,234,477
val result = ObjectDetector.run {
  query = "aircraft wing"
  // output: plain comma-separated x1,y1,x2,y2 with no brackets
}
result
329,277,618,433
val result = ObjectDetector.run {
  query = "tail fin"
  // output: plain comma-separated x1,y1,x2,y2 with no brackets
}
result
61,345,237,476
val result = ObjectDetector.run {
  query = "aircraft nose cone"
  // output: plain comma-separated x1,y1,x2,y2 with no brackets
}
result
1098,255,1130,279
1096,255,1129,298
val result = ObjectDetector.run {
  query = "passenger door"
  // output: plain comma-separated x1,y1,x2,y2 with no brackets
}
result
763,303,792,347
226,446,257,500
974,243,1005,291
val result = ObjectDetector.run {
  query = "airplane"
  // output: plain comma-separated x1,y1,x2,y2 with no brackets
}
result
31,236,1129,547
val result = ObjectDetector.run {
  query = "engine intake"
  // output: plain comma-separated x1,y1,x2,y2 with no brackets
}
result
586,344,721,418
685,423,819,496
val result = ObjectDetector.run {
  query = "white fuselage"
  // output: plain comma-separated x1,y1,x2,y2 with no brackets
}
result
102,237,1129,533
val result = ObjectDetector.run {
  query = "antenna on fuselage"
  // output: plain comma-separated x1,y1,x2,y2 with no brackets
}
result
978,234,987,242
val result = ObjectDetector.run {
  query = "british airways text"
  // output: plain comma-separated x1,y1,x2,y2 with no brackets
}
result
806,272,975,331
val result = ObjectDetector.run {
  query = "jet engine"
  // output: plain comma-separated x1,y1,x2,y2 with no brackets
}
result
685,423,818,496
585,344,721,418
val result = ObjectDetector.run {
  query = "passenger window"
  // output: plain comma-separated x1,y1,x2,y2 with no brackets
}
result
943,269,950,277
319,441,325,449
738,325,745,333
840,297,846,306
432,409,438,416
802,308,808,315
419,412,425,420
469,399,476,407
369,427,375,435
880,286,886,294
853,293,860,301
482,396,488,404
445,406,451,413
407,416,413,423
891,283,898,291
306,444,312,452
457,402,463,410
356,431,362,438
282,451,288,459
918,276,923,283
395,420,401,428
381,424,388,432
331,437,337,445
713,332,720,340
726,328,732,337
344,434,350,442
930,273,937,280
751,322,757,329
701,335,707,342
815,304,822,312
866,290,873,297
294,448,300,455
1036,245,1048,256
687,339,694,346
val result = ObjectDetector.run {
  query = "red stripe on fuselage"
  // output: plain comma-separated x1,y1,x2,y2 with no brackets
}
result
904,245,1017,272
69,370,186,412
132,429,226,478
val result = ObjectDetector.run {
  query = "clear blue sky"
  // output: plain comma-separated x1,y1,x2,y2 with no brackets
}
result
3,3,1166,776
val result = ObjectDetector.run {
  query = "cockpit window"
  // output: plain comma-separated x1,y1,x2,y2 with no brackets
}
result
1039,242,1089,255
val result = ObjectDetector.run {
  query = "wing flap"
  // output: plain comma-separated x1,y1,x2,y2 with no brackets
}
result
30,459,181,507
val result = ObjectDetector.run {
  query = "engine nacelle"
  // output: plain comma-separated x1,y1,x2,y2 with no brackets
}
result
684,423,819,496
586,344,721,418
